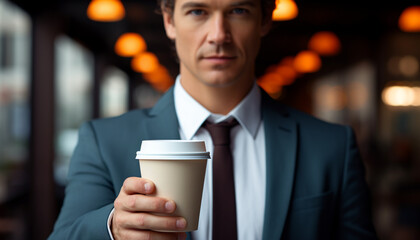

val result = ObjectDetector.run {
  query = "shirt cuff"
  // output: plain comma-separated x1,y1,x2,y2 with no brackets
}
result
107,208,115,240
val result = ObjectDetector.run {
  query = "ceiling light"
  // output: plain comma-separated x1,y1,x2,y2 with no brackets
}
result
131,52,159,73
398,6,420,32
258,72,283,95
272,0,298,21
87,0,125,22
115,33,146,57
308,31,341,56
143,65,174,92
293,50,322,73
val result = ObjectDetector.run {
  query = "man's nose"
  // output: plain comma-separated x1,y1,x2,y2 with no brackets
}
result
207,14,231,45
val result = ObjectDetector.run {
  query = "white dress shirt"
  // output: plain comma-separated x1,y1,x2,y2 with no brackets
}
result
174,76,266,240
107,76,267,240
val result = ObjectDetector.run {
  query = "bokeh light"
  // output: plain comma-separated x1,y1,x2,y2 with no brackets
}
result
115,33,146,57
398,6,420,32
382,85,420,106
131,52,159,73
272,0,298,21
293,50,322,73
258,72,284,96
87,0,125,22
308,31,341,56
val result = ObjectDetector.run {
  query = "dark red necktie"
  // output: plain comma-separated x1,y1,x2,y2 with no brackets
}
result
203,118,238,240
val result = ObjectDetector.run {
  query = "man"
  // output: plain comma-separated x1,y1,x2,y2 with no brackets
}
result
49,0,378,239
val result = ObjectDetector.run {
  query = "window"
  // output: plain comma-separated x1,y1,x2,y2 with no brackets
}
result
0,0,31,200
0,0,31,238
100,67,128,118
54,35,94,186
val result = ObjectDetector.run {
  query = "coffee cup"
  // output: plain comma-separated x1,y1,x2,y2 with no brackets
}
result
136,140,210,232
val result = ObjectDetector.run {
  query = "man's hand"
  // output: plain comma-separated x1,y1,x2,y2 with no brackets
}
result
112,177,187,240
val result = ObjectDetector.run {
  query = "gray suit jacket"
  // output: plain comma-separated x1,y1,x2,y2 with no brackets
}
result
49,87,377,239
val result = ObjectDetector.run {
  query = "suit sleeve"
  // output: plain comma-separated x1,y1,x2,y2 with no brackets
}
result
48,122,115,240
338,126,377,239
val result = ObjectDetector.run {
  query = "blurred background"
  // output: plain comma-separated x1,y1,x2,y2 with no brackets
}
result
0,0,419,239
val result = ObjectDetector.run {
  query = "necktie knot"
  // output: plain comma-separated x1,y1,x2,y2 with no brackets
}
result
203,118,239,146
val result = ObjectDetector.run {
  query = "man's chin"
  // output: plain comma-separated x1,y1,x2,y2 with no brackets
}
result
201,79,241,90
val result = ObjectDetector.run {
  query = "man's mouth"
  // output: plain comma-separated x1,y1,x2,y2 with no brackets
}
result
204,54,236,59
201,55,237,64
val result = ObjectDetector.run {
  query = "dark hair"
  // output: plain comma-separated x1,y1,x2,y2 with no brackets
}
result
157,0,276,22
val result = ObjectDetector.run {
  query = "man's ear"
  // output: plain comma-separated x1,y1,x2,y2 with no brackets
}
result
163,11,176,40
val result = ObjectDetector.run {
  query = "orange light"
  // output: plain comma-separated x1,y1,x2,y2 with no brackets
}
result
273,65,296,85
115,33,146,57
399,6,420,32
87,0,125,22
272,0,298,21
151,78,174,92
132,52,160,73
143,65,174,92
258,72,284,94
143,65,170,84
293,50,322,73
308,31,341,56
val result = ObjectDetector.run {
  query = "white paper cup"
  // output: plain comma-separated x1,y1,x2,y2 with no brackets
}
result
136,140,210,232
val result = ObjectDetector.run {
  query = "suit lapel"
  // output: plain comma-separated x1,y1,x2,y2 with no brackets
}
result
145,87,181,140
262,93,298,240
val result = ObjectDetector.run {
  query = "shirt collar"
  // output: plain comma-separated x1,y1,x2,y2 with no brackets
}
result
174,75,262,140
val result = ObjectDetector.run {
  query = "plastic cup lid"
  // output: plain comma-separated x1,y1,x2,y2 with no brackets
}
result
136,140,210,160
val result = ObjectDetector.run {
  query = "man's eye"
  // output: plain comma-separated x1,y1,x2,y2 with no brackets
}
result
188,9,205,16
231,8,248,15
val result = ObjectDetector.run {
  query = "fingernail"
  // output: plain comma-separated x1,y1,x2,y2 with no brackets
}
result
144,183,151,192
165,201,175,212
176,218,187,229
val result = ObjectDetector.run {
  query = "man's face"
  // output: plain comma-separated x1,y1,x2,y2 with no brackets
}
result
163,0,271,89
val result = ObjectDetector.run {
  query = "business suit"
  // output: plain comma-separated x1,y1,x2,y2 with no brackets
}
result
49,87,377,240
